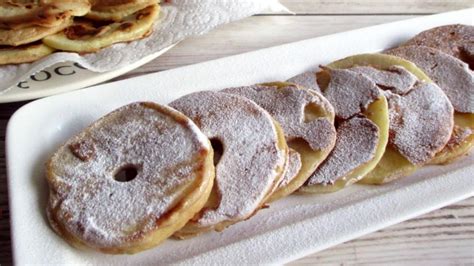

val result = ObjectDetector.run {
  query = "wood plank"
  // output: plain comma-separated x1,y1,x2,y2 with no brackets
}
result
276,0,474,15
113,15,416,81
290,197,474,265
1,8,474,266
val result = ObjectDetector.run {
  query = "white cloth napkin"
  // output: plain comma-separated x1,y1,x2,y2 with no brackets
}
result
0,0,288,93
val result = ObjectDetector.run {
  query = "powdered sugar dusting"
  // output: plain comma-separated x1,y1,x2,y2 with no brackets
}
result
350,65,417,94
170,91,285,227
384,83,454,165
306,117,379,185
278,148,302,188
47,102,210,248
323,68,381,119
287,71,321,93
347,64,455,165
402,24,474,67
386,45,474,113
222,84,336,151
290,67,382,186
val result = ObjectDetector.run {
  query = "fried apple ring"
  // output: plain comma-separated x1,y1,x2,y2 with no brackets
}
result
170,91,287,238
293,67,390,192
0,42,54,65
46,102,214,254
329,54,455,184
222,82,336,201
43,4,159,52
386,46,474,165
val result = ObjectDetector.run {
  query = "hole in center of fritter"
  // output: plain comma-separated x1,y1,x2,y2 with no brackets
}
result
113,164,138,182
210,138,224,165
304,102,326,122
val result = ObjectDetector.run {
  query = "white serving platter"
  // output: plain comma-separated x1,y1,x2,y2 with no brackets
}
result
0,45,175,103
6,8,474,265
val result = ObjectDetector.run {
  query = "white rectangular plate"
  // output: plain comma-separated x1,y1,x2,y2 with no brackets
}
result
0,45,175,103
7,9,474,265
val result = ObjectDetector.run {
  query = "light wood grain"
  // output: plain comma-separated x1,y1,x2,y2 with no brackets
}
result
290,197,474,265
277,0,474,14
114,15,416,80
1,2,474,265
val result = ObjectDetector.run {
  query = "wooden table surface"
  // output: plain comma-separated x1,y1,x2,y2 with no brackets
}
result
1,1,474,265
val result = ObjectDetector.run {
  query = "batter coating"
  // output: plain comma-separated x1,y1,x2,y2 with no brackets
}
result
46,102,215,254
170,91,287,237
0,17,73,46
0,42,54,65
0,0,90,29
43,4,160,53
86,0,157,21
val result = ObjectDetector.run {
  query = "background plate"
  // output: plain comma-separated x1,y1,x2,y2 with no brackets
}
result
0,45,175,103
6,8,474,265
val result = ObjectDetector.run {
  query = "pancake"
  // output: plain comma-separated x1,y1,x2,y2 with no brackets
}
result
386,46,474,165
89,0,157,12
86,0,157,21
329,54,455,184
0,42,54,65
46,102,215,254
0,0,90,29
0,17,72,46
170,91,287,238
43,4,159,52
296,67,389,193
222,82,337,201
402,24,474,69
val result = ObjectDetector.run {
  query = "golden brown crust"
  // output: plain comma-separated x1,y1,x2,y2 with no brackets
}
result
90,0,156,11
42,4,159,52
0,42,54,65
86,0,157,21
0,0,91,29
0,1,159,64
0,17,73,46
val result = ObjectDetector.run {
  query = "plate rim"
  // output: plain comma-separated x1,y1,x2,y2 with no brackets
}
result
0,44,176,103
